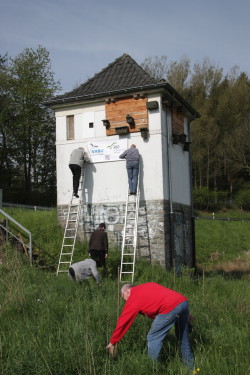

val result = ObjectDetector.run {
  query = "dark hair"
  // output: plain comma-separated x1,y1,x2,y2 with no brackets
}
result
99,223,106,229
69,267,76,280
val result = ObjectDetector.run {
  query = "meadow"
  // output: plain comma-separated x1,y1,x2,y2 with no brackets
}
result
0,208,249,375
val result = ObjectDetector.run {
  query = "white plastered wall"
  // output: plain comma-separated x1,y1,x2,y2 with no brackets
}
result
169,117,191,205
55,95,191,206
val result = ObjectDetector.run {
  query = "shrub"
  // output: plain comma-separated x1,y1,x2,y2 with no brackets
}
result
234,183,250,210
193,187,228,211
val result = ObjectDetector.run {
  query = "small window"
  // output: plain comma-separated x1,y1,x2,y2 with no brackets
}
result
67,115,74,140
89,122,94,128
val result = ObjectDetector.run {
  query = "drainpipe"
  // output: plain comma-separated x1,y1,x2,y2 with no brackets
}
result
187,119,196,269
166,107,174,270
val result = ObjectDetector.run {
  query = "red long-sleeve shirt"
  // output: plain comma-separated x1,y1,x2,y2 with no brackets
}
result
110,282,187,345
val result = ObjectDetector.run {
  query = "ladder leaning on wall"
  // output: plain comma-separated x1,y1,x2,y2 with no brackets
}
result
56,169,85,276
120,176,140,283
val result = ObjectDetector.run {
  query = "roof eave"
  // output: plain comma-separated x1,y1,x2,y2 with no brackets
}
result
162,83,201,119
43,83,163,106
44,82,200,119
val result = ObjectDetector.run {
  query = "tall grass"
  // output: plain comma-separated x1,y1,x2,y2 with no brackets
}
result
1,248,249,374
195,219,250,266
0,208,87,269
0,208,249,374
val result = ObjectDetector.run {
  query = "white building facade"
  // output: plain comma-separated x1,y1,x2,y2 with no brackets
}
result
47,54,200,270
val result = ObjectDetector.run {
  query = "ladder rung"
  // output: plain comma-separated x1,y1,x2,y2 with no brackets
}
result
120,185,139,282
59,261,71,264
57,175,85,276
122,262,134,265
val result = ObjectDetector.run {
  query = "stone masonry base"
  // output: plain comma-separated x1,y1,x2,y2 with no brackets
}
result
57,199,194,269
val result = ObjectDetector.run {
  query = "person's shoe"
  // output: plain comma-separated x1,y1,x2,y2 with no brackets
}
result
74,193,79,198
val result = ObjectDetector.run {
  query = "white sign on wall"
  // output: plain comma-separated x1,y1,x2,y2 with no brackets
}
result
88,139,127,163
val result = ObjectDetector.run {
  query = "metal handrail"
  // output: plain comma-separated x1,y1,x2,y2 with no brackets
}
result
0,208,32,264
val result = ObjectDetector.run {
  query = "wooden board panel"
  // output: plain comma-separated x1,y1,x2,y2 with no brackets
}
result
105,97,148,136
172,108,184,134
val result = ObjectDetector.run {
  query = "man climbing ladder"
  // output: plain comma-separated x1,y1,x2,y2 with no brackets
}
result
56,147,90,275
119,156,140,283
69,147,90,198
119,144,140,195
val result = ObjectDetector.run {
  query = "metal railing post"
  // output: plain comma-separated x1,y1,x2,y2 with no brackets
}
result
0,209,32,264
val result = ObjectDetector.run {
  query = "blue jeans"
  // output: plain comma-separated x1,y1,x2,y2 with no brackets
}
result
147,301,194,368
126,161,139,193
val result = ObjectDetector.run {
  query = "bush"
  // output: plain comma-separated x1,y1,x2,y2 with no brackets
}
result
193,187,228,211
234,183,250,210
2,188,56,207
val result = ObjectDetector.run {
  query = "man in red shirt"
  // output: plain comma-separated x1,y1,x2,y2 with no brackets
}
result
106,282,194,368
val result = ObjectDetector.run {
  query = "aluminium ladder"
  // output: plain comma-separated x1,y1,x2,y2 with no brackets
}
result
120,180,140,283
56,169,85,275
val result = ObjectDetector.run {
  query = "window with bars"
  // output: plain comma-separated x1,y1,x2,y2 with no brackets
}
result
66,115,74,140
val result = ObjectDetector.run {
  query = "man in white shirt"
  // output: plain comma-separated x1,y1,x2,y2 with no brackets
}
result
68,259,101,284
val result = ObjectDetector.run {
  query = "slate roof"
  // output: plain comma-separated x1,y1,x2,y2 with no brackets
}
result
45,53,200,118
46,54,162,104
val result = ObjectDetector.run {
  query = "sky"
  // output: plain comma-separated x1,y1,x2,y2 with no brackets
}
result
1,0,250,94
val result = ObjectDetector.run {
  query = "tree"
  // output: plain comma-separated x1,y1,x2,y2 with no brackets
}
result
165,55,191,95
141,55,168,80
0,46,61,203
0,54,16,187
140,55,250,208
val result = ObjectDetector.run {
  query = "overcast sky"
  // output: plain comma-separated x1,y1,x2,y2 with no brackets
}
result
1,0,249,94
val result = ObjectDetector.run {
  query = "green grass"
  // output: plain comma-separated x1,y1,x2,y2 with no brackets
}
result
0,248,249,375
195,208,250,219
2,207,249,270
0,208,87,269
195,219,250,266
0,208,250,374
